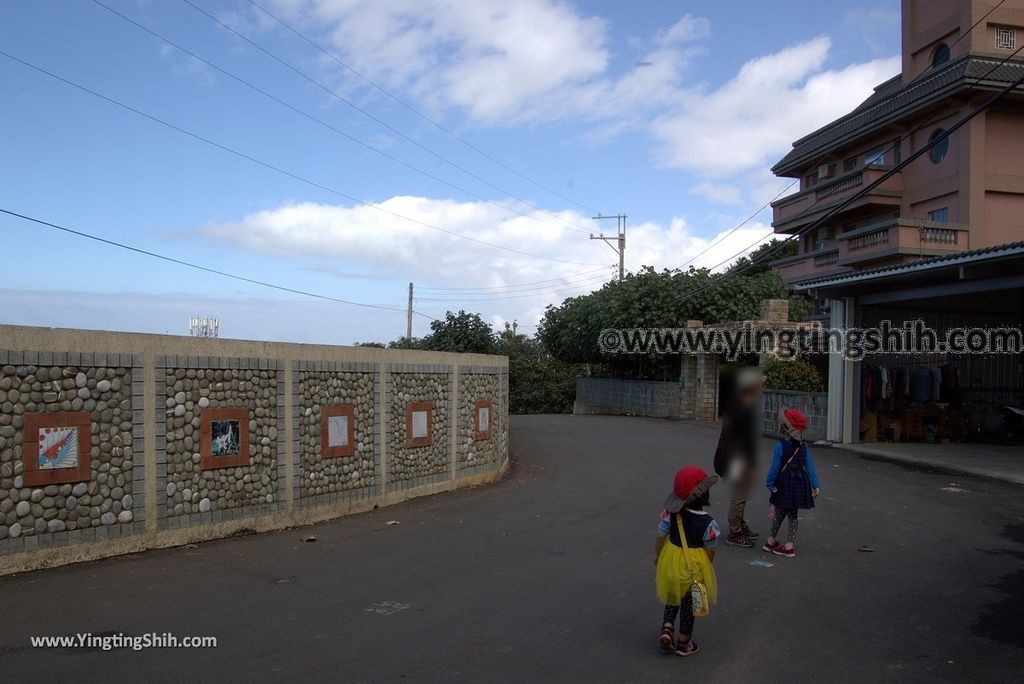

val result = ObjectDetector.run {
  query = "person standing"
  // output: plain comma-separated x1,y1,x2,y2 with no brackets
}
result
762,408,821,558
713,367,764,548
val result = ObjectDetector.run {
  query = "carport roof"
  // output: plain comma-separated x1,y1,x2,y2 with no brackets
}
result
792,241,1024,299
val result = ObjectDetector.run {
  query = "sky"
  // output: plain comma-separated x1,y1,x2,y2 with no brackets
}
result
0,0,901,344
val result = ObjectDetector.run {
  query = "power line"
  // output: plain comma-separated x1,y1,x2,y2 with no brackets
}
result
0,49,604,267
678,180,798,269
181,0,599,235
415,273,613,301
416,266,611,292
677,46,1024,306
244,0,601,216
0,207,437,320
91,0,592,237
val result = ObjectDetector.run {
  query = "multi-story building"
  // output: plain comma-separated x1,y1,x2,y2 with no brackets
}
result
770,0,1024,284
767,0,1024,447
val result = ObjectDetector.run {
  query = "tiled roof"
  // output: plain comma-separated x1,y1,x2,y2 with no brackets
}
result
772,56,1024,175
792,241,1024,291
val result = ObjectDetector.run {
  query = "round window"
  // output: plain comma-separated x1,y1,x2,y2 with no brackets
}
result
929,129,949,163
932,43,950,67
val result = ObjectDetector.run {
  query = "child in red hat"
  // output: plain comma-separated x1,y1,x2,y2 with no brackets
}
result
762,408,821,558
654,466,720,656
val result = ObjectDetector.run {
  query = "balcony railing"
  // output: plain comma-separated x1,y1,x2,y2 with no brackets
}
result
771,218,971,283
847,228,891,252
813,250,839,267
772,165,902,231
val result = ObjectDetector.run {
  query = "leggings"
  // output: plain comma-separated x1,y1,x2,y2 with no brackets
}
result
770,507,798,543
663,592,694,637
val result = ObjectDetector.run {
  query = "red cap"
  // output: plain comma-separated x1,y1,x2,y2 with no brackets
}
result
673,465,711,500
781,408,807,437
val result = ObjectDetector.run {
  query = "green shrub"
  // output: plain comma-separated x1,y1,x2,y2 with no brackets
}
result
763,358,823,392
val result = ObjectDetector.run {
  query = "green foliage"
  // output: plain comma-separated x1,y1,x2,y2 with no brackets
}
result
421,310,496,354
353,341,386,348
763,358,824,392
495,324,580,414
387,336,425,350
538,257,809,367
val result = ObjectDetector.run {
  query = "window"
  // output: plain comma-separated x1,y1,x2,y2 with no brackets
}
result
804,173,817,189
932,42,950,67
929,128,949,163
996,26,1016,50
892,138,902,164
843,157,858,172
321,404,356,458
864,147,886,166
928,207,950,222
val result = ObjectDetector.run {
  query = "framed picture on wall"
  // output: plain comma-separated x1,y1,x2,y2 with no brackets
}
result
23,412,92,486
321,404,356,458
201,407,249,469
405,402,433,448
474,399,492,441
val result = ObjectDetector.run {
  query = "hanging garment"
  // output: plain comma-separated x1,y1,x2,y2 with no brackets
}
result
912,366,932,403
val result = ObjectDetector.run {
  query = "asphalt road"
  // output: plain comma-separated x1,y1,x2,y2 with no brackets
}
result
1,415,1022,683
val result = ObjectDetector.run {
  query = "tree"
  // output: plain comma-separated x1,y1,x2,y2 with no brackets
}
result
421,310,496,354
495,323,579,414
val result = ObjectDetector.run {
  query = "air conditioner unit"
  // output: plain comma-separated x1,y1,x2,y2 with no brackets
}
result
818,164,834,180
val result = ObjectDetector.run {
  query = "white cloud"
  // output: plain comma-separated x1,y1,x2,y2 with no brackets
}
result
194,196,772,332
692,181,743,205
264,1,707,125
650,38,900,177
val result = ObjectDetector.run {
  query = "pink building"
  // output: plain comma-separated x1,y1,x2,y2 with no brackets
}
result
766,1,1024,447
771,0,1024,284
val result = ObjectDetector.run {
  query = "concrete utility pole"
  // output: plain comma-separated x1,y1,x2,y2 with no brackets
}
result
406,282,413,345
590,214,627,281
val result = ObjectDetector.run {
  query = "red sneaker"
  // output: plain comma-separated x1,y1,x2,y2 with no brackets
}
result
761,540,779,553
772,544,796,558
659,625,674,651
674,639,700,657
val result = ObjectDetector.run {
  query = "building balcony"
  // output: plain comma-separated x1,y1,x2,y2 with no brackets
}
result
837,218,971,266
771,166,903,233
770,218,971,283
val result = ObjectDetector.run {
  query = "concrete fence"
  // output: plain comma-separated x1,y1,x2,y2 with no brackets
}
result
574,377,683,418
760,389,828,441
0,325,508,574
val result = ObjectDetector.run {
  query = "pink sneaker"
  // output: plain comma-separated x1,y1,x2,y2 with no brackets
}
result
659,625,674,651
674,639,700,657
762,540,779,553
772,544,796,558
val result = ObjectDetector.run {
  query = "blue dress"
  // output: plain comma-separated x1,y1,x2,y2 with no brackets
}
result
767,439,819,510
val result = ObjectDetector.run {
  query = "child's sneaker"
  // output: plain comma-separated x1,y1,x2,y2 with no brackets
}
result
674,639,699,657
772,544,796,558
725,533,754,548
761,539,779,553
659,626,675,651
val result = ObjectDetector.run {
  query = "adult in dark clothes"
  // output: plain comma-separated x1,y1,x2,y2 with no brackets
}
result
713,368,764,548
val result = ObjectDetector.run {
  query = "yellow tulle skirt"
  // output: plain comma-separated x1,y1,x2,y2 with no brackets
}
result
655,543,718,607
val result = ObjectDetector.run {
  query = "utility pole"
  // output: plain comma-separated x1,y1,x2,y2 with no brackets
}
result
406,282,413,346
590,214,627,281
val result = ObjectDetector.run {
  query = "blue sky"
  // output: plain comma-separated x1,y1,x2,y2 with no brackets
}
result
0,0,901,343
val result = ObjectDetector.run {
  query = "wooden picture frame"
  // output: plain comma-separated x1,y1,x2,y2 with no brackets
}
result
200,407,250,470
474,399,493,441
23,412,92,486
405,402,433,448
321,404,356,458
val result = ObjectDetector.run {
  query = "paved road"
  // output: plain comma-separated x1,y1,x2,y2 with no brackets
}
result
1,415,1022,683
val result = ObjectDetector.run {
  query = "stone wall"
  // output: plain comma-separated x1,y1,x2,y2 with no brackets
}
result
0,325,508,574
574,377,683,418
761,389,828,442
457,369,501,474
